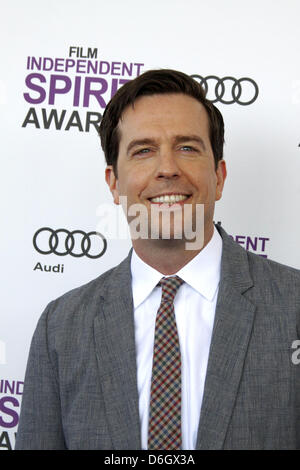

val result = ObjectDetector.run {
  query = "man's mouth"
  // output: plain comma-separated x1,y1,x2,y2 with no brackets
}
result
148,194,191,204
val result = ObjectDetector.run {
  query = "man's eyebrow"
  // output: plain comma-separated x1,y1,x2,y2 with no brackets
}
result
173,135,207,151
126,138,157,155
126,135,207,155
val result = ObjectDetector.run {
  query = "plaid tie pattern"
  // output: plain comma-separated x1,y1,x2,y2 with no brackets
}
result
148,275,184,450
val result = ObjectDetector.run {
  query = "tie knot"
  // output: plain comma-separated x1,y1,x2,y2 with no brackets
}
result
158,276,184,303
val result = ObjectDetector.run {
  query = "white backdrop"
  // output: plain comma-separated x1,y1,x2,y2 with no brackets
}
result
1,0,300,450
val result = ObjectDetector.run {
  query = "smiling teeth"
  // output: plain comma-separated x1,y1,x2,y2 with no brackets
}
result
150,194,189,203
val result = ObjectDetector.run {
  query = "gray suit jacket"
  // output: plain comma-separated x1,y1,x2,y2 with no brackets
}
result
15,225,300,449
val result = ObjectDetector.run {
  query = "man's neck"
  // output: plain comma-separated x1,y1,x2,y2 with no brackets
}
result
132,226,214,275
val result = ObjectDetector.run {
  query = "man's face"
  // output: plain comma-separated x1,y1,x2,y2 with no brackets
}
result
105,93,226,247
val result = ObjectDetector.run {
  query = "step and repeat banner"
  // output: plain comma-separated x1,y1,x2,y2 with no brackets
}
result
1,0,300,450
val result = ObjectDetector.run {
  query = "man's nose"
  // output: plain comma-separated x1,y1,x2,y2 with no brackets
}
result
154,151,181,179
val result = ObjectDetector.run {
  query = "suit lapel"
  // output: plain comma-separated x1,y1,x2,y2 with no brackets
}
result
196,226,256,449
93,249,141,450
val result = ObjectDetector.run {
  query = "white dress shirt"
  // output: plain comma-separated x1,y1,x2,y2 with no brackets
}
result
130,226,223,450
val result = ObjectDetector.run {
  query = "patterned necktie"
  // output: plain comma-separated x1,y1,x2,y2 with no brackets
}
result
148,275,184,450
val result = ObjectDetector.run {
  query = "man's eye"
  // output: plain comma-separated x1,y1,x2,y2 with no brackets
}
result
134,148,150,155
181,145,195,151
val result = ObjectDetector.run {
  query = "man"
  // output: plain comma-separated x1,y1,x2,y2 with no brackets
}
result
15,69,300,450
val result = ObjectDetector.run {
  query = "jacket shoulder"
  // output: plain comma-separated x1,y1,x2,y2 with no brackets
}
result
49,264,116,312
247,250,300,284
38,252,132,334
244,250,300,315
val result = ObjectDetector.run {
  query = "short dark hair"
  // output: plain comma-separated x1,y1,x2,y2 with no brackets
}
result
99,69,224,176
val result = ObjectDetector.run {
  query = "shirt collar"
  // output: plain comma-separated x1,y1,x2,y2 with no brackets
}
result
130,226,223,309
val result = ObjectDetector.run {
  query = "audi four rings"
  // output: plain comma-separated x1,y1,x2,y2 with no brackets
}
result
190,75,259,105
33,227,107,259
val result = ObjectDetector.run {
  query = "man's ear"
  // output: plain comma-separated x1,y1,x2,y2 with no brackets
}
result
105,165,120,205
215,159,227,201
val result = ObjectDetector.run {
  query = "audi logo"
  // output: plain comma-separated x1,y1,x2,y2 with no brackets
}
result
33,227,107,259
191,75,259,105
